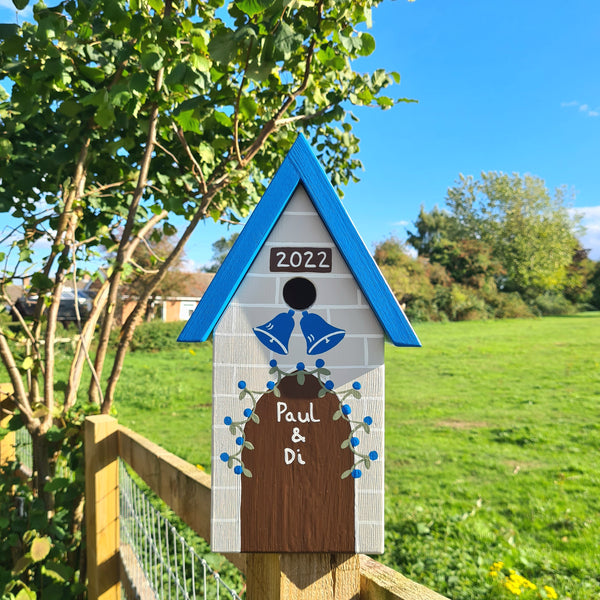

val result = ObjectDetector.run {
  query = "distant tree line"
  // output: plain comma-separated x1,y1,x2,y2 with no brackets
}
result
375,172,600,321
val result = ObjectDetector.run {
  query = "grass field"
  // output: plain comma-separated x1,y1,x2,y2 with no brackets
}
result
110,314,600,600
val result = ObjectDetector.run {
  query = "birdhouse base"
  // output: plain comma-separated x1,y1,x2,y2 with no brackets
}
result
245,553,360,600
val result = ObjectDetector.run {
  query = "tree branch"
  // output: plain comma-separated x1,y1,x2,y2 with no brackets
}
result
90,65,166,403
172,123,208,195
232,39,254,166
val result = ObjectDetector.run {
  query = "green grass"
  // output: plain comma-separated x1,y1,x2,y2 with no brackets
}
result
109,314,600,600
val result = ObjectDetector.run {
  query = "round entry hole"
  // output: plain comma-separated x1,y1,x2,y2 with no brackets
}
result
283,278,316,310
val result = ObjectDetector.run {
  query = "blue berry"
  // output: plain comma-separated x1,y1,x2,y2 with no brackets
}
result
243,408,252,418
353,381,361,390
351,437,360,447
238,380,246,390
220,452,229,462
234,465,243,475
296,362,305,371
224,416,232,426
315,359,325,368
235,436,244,446
270,359,277,367
351,469,362,479
369,451,379,461
325,380,334,390
342,404,351,415
266,381,275,390
363,416,373,425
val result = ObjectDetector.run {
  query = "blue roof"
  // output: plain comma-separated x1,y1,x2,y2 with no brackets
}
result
178,135,421,347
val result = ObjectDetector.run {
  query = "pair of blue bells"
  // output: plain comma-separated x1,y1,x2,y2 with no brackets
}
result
253,310,345,355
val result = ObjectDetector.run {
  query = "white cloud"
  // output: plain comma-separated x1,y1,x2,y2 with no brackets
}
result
561,100,600,118
571,206,600,260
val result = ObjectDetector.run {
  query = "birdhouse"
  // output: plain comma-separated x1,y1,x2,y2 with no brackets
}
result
178,135,420,554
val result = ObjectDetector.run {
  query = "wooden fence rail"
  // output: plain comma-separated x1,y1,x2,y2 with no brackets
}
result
1,399,448,600
86,415,448,600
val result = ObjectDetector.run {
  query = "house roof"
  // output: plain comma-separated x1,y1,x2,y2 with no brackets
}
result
178,135,421,347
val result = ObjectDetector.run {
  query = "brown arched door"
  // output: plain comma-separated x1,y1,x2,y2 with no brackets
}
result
240,373,355,552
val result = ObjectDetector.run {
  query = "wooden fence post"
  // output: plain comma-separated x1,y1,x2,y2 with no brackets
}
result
85,415,120,600
246,553,360,600
0,383,16,466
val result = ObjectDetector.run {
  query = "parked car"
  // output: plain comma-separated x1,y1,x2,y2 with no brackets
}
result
12,288,94,323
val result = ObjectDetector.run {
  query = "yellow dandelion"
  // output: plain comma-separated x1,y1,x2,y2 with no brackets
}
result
544,585,558,599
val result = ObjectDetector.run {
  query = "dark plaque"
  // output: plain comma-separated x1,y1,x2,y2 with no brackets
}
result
270,247,332,273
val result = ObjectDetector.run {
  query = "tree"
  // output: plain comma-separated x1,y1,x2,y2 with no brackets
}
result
122,232,190,320
408,172,582,298
0,0,413,538
205,232,240,273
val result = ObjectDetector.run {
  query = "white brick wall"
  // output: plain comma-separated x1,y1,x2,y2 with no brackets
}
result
211,185,385,553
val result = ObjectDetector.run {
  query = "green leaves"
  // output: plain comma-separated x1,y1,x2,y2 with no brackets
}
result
234,0,277,17
12,0,29,10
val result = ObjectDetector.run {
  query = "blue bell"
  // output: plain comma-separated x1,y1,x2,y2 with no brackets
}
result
253,310,295,355
300,311,345,355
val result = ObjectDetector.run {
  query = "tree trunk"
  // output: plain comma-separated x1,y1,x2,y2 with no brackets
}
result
31,430,55,512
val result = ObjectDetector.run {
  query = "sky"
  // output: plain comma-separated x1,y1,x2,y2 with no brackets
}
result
1,0,599,268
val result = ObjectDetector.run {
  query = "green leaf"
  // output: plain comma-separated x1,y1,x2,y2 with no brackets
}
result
0,24,19,38
141,51,163,71
296,372,305,386
31,271,54,291
43,562,73,582
58,99,82,117
243,440,255,450
234,0,276,17
357,32,375,56
341,439,349,449
43,477,70,493
12,0,29,9
332,409,342,421
341,469,352,480
30,536,52,562
273,21,302,58
0,139,13,159
78,64,105,83
12,555,32,575
22,356,34,371
165,63,187,86
214,111,232,127
94,104,115,128
175,110,202,134
239,96,257,120
15,587,36,600
242,468,252,477
251,412,260,424
208,31,237,64
273,387,281,398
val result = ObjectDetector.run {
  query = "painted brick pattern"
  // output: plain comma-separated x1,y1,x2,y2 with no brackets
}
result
211,185,385,553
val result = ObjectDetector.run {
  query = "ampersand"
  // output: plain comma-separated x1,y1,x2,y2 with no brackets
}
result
291,427,306,443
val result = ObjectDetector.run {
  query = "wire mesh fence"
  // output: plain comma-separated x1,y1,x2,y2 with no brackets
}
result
12,427,243,599
15,427,32,472
119,460,243,600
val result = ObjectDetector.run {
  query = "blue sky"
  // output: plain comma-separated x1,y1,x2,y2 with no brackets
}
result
1,0,599,267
